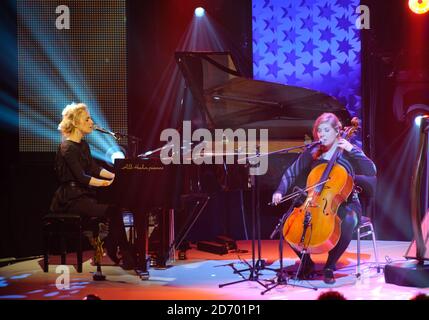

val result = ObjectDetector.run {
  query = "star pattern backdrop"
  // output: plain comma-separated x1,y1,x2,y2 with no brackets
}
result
252,0,361,144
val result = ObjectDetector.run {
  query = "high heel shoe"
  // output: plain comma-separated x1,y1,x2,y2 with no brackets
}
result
323,268,336,284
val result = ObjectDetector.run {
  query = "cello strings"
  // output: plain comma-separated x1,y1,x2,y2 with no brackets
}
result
274,179,330,205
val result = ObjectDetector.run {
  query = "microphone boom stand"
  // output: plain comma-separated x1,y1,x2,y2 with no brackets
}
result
112,132,142,159
218,141,321,290
261,185,319,294
219,146,269,290
94,125,142,159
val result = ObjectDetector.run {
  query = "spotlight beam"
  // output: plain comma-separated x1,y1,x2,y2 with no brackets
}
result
17,5,121,157
139,8,229,150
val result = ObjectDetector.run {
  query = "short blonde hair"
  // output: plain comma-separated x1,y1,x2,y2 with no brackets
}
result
58,102,89,137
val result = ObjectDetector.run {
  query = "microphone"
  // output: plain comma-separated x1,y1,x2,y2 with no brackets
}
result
140,142,195,157
93,125,119,140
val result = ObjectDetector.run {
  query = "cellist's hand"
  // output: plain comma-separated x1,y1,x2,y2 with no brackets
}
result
337,139,354,152
272,192,283,205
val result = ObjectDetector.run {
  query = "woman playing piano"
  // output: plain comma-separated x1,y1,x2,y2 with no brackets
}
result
50,102,135,269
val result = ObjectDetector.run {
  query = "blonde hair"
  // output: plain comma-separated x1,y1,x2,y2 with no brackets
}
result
58,102,89,137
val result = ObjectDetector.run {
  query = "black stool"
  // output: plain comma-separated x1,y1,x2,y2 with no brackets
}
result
42,213,105,275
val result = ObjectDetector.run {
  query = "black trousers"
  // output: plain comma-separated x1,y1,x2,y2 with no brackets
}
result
68,197,129,250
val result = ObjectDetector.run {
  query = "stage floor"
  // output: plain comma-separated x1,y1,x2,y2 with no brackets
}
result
0,240,428,300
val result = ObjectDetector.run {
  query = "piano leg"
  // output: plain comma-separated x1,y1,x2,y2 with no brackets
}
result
154,208,171,268
133,211,149,280
153,209,176,269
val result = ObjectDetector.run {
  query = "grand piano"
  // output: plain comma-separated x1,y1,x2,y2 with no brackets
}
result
106,51,351,279
175,51,349,134
174,51,351,189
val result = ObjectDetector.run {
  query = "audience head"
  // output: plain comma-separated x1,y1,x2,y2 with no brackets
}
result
83,294,101,300
317,290,347,300
410,293,429,300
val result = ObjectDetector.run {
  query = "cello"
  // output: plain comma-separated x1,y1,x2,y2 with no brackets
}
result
282,118,360,254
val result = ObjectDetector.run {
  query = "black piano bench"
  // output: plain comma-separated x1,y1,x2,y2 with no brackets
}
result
42,213,106,274
42,213,84,273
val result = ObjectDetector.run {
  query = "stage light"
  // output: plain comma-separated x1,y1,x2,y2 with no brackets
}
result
406,104,429,126
408,0,429,15
414,115,423,126
105,145,126,165
414,115,426,126
194,7,205,17
111,150,126,163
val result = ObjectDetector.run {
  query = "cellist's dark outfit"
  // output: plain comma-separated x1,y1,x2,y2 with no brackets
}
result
275,144,376,278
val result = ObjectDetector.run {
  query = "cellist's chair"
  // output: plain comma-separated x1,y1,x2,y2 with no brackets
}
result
354,175,381,277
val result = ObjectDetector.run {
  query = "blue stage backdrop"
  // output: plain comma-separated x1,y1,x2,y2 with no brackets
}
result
252,0,361,144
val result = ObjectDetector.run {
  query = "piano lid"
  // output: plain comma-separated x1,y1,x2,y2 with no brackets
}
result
175,51,351,139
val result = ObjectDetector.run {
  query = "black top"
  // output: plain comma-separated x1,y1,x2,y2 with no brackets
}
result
275,145,377,213
50,140,102,213
54,140,102,185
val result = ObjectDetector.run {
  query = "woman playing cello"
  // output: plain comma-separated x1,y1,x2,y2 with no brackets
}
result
272,113,376,284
